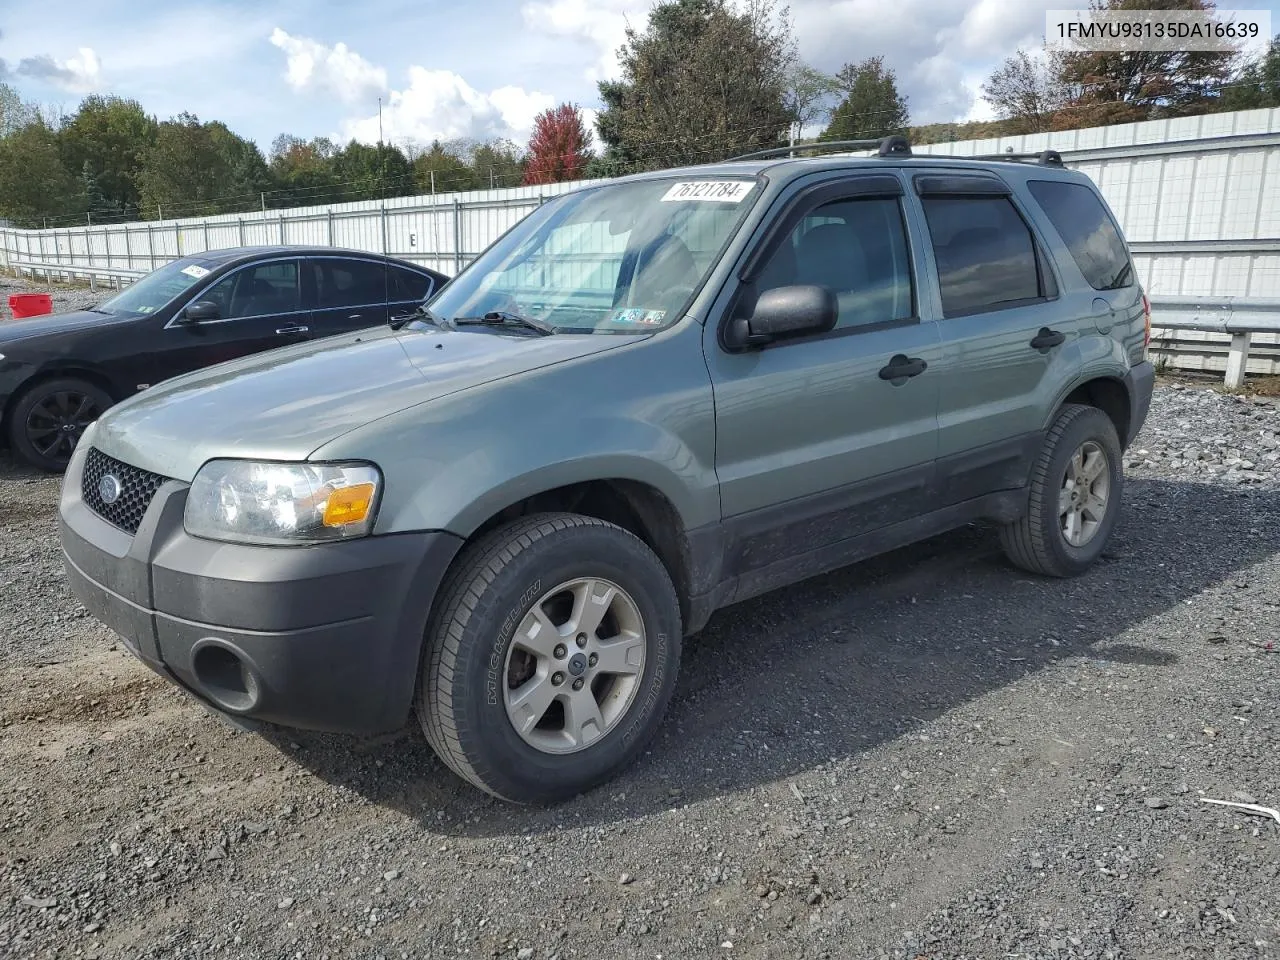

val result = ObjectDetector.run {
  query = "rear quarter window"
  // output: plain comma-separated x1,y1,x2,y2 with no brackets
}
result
1027,179,1133,290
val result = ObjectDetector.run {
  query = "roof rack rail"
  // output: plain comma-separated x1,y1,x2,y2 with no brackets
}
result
967,149,1064,168
727,135,913,162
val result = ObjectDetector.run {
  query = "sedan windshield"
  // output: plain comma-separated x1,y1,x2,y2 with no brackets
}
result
424,176,761,334
97,257,218,316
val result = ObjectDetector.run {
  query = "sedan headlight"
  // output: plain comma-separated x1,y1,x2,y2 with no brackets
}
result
185,460,382,545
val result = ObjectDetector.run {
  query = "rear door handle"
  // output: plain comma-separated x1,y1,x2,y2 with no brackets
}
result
276,324,309,335
878,354,928,382
1030,327,1065,350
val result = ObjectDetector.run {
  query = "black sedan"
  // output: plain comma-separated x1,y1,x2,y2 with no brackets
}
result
0,246,449,471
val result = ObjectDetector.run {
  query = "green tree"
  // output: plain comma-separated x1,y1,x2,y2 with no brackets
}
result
1053,0,1240,127
0,82,37,137
784,63,841,144
1218,33,1280,110
413,139,482,193
820,56,910,141
79,160,110,219
470,138,525,188
594,0,795,169
331,140,415,201
981,50,1068,134
137,112,273,218
58,95,158,217
0,120,84,225
269,134,339,205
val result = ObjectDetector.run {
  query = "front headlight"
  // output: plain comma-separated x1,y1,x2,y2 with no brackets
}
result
184,460,382,545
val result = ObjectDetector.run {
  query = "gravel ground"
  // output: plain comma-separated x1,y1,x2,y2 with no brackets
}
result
0,275,103,319
1,382,1278,960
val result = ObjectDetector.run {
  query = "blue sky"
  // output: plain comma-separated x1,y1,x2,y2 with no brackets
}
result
1,0,1277,154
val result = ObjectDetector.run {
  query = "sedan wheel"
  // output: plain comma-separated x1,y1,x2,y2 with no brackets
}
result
9,378,114,473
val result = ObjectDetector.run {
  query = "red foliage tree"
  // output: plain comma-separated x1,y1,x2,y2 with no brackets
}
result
523,103,594,185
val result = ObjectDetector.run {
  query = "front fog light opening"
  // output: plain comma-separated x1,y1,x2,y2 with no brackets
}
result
191,641,261,713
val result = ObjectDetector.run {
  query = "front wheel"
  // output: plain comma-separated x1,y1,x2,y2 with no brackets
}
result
8,377,113,473
999,403,1124,577
417,513,682,804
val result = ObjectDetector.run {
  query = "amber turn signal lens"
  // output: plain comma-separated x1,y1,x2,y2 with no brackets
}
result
322,482,377,527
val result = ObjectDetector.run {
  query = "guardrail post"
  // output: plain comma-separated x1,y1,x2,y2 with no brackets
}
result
124,227,132,271
1224,332,1252,388
203,219,210,252
327,209,334,246
147,223,156,270
279,214,286,245
238,217,245,246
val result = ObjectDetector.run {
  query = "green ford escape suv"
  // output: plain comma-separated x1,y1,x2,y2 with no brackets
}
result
58,138,1155,804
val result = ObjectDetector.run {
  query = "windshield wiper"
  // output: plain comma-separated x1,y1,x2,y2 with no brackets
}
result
450,310,556,336
391,303,446,331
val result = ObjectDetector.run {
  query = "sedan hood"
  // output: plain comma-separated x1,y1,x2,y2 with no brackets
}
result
0,309,133,344
90,325,645,481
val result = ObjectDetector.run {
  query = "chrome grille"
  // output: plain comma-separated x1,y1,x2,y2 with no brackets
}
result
81,448,168,534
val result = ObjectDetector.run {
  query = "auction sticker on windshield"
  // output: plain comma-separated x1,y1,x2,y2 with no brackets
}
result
181,265,210,279
661,181,754,203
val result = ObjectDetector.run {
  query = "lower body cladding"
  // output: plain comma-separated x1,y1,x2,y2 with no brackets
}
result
59,466,461,735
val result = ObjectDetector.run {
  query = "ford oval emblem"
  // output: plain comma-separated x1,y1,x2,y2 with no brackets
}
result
99,473,122,505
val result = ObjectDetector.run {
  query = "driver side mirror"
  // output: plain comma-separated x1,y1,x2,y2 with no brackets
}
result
179,300,220,324
724,284,837,349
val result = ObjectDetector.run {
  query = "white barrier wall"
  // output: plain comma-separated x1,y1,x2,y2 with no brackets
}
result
2,108,1278,372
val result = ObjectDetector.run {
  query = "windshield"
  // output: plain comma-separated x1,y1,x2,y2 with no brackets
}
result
97,257,218,316
424,176,760,334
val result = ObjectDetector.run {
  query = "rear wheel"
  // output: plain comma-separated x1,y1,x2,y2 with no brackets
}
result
8,377,113,473
417,513,681,804
999,403,1123,577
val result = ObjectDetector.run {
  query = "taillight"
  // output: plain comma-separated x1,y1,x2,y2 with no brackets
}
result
1141,292,1151,346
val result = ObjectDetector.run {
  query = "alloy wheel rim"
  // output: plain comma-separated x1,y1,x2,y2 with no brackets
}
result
26,391,100,462
503,577,647,755
1059,440,1110,547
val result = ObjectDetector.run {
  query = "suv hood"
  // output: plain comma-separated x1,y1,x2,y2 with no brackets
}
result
90,325,645,481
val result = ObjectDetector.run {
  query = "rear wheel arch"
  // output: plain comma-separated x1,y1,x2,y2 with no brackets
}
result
1054,375,1132,447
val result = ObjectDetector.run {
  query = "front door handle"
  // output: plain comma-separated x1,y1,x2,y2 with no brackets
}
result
276,324,310,335
878,354,928,382
1030,327,1065,351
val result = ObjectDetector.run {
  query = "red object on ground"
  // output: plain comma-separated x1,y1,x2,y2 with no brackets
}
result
8,293,53,319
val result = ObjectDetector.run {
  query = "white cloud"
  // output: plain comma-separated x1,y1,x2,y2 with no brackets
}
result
521,0,646,83
267,30,556,147
521,0,1075,127
340,67,555,146
269,28,388,105
15,47,102,93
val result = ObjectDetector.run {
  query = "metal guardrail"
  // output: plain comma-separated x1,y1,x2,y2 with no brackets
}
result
9,259,145,292
1148,296,1280,387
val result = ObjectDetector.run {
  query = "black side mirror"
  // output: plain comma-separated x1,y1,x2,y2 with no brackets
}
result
724,284,837,349
180,300,220,324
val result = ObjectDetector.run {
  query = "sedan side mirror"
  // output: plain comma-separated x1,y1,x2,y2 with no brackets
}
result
724,284,838,349
180,300,221,324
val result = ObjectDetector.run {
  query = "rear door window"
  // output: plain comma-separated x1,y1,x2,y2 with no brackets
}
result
920,196,1047,318
390,266,435,303
1027,179,1133,290
314,259,391,309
